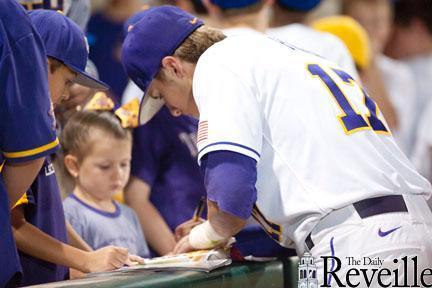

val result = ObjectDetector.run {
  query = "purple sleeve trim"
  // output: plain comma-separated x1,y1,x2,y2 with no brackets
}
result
201,151,257,220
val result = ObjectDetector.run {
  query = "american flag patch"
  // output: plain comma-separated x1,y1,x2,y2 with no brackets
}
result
197,121,208,144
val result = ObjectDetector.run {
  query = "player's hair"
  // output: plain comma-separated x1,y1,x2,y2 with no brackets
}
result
175,25,226,63
155,25,225,81
393,0,432,34
61,110,131,161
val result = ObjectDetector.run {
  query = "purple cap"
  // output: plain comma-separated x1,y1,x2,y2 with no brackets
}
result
29,10,108,90
122,6,203,125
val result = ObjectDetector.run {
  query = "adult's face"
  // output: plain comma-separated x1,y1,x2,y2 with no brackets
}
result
147,56,199,118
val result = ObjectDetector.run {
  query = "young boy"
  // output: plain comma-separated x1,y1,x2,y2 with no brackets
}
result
11,10,142,286
0,1,59,286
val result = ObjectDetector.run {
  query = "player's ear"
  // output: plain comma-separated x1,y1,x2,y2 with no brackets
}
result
161,56,184,78
64,154,80,178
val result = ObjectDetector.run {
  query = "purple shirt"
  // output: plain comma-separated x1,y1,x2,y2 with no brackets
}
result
131,107,206,231
19,157,69,286
0,1,58,286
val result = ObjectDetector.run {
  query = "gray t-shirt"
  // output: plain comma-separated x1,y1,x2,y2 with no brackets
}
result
63,194,149,257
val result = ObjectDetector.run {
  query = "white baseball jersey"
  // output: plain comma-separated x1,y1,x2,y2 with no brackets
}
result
266,23,359,81
193,34,432,252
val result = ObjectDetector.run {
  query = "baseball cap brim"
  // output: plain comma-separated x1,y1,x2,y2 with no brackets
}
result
139,90,165,125
68,63,109,90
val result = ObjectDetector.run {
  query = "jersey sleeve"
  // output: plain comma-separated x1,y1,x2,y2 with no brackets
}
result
193,60,262,164
201,151,257,220
0,30,58,163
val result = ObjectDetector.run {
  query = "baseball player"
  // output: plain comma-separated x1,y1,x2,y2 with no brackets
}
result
0,0,60,286
267,0,359,81
125,4,293,259
122,6,432,286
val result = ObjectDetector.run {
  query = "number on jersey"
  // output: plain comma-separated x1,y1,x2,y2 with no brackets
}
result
308,64,389,135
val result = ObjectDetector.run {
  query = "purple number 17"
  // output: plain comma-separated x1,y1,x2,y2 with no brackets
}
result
308,64,389,135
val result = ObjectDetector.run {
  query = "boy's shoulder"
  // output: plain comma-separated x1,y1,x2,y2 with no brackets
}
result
63,194,85,215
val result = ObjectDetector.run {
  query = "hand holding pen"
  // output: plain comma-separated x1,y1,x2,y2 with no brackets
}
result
174,197,206,242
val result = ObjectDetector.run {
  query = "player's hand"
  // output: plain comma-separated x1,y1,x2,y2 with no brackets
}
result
125,254,145,266
84,245,129,272
172,235,195,255
174,218,205,241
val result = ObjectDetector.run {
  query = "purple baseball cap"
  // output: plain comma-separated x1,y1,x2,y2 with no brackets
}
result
29,10,109,90
122,6,203,125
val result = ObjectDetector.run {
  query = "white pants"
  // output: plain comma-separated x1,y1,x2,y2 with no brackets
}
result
308,195,432,288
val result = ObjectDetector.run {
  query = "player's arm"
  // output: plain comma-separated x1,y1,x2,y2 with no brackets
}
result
173,151,255,254
66,221,92,252
125,176,176,255
11,205,140,272
2,159,45,208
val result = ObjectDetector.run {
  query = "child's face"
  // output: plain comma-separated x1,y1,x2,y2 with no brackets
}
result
48,63,77,106
76,129,132,200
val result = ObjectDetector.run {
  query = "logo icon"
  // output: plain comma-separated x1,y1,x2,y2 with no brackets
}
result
378,226,401,237
45,162,55,176
189,17,198,25
298,252,318,288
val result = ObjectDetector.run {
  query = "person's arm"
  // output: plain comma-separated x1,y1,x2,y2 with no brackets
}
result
125,176,176,255
2,159,45,208
173,151,255,254
360,60,398,130
11,205,137,272
66,221,92,252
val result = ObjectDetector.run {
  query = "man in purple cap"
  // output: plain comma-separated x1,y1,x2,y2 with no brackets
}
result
122,5,432,286
11,10,142,286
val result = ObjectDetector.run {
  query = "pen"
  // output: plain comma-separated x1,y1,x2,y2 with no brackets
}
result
192,196,205,221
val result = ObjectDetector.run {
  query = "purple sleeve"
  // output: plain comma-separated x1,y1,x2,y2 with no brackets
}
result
201,151,257,220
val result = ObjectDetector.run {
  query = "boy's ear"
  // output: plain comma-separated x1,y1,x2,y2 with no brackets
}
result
64,155,79,178
161,56,184,78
